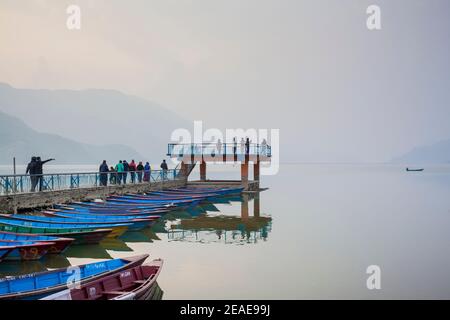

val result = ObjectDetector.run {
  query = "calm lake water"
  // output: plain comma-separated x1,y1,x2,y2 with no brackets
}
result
1,163,450,299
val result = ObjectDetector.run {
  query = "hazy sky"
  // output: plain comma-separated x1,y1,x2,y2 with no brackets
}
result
1,0,449,162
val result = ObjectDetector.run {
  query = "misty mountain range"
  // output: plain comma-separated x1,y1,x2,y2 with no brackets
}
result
0,83,190,165
1,82,449,165
392,139,450,164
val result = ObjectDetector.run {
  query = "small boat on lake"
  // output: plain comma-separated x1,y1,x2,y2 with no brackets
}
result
0,254,149,300
41,259,163,300
406,168,424,172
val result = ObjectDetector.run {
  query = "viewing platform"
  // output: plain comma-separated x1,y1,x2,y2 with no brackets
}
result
167,143,271,190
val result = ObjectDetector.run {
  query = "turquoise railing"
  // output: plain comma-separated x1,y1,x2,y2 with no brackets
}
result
0,169,180,196
167,143,271,158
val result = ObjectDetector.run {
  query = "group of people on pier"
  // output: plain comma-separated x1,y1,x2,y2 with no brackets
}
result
98,159,169,187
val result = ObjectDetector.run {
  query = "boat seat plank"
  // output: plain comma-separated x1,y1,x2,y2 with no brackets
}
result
133,280,146,284
103,291,129,296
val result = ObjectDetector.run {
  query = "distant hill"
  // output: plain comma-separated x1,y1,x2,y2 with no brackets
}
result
0,83,190,163
392,139,450,164
0,110,144,165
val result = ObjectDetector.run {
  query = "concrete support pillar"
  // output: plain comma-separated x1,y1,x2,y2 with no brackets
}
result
241,193,249,220
254,161,260,182
200,161,207,181
241,161,249,189
253,193,260,218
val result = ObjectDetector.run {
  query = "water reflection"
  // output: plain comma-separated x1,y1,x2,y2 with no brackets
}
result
166,192,272,244
0,254,71,277
64,244,113,259
0,191,269,301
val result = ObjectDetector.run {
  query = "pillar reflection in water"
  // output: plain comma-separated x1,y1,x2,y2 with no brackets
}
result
168,192,271,244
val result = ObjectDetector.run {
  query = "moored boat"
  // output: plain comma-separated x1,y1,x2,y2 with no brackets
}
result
0,240,54,261
0,217,129,238
0,231,74,254
3,214,153,232
0,254,149,300
41,259,163,300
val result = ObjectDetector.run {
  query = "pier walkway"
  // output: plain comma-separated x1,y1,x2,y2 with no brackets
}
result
0,169,184,213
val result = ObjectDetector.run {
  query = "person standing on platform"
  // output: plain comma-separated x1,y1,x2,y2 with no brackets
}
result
261,139,268,156
109,166,117,185
137,161,144,183
115,160,124,185
233,137,237,155
245,138,250,155
99,160,109,186
129,160,137,183
240,138,245,154
35,157,55,191
216,139,223,155
26,156,38,192
160,159,168,180
144,162,151,182
122,160,129,184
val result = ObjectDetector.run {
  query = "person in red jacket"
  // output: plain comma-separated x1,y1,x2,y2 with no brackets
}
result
129,160,137,183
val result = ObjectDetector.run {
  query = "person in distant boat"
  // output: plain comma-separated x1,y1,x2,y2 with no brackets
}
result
35,157,55,191
109,166,117,185
99,160,109,186
144,162,151,182
129,160,137,183
26,156,38,192
160,160,168,180
136,161,144,183
115,160,124,185
122,160,129,184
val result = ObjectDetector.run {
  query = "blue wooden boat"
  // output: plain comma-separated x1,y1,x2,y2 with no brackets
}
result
42,211,159,222
0,254,148,300
6,214,153,231
0,246,15,261
0,217,129,238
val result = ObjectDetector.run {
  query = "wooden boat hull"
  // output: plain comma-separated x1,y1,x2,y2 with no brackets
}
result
42,259,163,300
0,241,54,261
0,254,149,300
0,231,74,254
7,214,151,232
44,229,112,245
0,220,128,239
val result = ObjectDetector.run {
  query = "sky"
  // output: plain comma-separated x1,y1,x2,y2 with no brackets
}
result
0,0,449,162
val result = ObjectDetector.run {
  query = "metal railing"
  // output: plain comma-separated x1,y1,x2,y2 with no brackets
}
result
167,143,272,158
0,169,180,196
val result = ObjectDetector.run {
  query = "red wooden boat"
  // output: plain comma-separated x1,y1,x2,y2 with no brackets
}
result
42,259,163,300
0,241,55,261
0,231,74,254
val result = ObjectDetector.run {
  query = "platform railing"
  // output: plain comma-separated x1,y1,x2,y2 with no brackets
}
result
0,169,180,196
167,143,272,158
